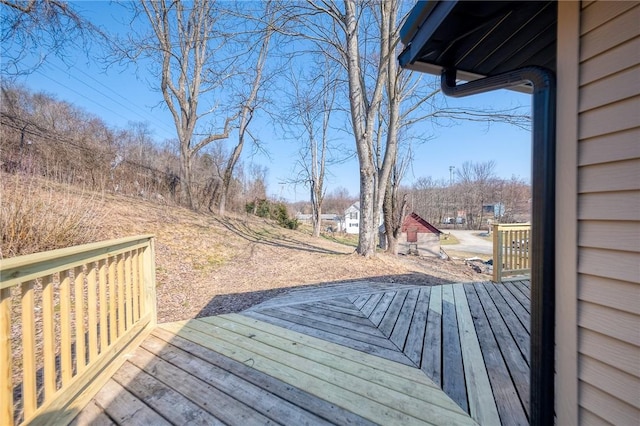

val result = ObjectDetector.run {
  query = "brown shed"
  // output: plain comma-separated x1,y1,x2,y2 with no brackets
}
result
398,213,442,256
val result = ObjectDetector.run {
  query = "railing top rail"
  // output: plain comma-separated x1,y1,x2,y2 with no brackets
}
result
493,223,531,230
0,234,154,290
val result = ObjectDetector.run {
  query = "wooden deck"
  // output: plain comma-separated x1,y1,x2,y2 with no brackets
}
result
74,280,531,425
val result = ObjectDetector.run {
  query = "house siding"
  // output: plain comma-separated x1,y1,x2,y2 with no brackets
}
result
576,2,640,424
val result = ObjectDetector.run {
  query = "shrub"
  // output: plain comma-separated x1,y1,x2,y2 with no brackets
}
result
244,199,298,230
1,175,106,258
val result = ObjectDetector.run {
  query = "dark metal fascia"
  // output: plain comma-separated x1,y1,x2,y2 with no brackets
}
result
398,1,457,67
442,66,556,426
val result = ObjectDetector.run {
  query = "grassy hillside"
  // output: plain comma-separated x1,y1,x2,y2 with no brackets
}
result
1,173,485,322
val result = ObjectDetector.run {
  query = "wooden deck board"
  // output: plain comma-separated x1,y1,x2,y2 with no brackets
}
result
111,360,225,426
491,281,531,333
69,401,115,426
483,282,531,364
402,288,430,363
242,310,413,365
92,380,171,426
504,281,531,315
441,284,468,412
474,284,530,406
389,289,420,349
378,290,409,337
149,328,373,425
75,280,530,426
127,346,276,425
257,306,398,348
204,315,464,413
453,284,501,425
139,335,331,425
422,285,443,386
465,284,529,425
159,320,473,425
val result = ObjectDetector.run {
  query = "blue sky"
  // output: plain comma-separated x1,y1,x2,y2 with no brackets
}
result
6,2,532,202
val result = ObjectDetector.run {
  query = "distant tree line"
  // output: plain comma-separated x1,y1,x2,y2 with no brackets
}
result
2,0,532,255
0,84,269,214
409,161,531,230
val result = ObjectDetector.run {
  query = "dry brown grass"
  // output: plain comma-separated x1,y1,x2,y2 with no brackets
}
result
0,174,108,258
1,173,489,322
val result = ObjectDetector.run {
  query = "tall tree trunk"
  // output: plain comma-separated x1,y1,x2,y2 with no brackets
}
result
180,145,192,207
218,14,273,216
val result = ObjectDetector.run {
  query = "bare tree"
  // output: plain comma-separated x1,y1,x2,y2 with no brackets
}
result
119,0,236,209
382,151,410,254
455,160,497,229
1,0,102,76
216,4,276,216
285,58,336,237
301,0,397,256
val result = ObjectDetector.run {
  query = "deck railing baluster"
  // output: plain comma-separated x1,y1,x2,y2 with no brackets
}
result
0,235,156,426
493,224,531,282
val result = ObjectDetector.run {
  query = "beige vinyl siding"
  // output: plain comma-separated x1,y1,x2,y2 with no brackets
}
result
577,1,640,424
555,2,580,423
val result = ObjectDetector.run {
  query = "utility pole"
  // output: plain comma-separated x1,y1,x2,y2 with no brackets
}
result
448,166,456,227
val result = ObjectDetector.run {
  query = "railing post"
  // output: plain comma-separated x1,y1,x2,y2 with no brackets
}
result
1,288,13,426
493,224,503,282
143,238,157,327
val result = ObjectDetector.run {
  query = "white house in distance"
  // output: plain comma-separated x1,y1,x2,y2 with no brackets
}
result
344,202,360,234
344,202,385,234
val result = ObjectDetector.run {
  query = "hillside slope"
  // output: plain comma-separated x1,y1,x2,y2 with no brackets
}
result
2,175,485,322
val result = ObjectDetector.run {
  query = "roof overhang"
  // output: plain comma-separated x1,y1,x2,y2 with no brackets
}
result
399,3,559,425
399,1,557,91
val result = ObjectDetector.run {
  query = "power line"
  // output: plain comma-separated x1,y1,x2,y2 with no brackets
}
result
33,66,176,140
44,62,176,136
34,69,141,128
1,113,178,179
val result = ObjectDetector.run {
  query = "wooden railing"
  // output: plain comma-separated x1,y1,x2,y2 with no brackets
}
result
0,235,157,426
492,224,531,283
